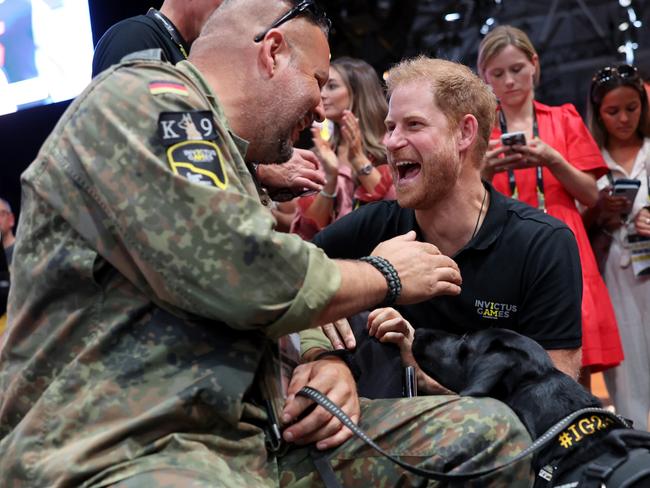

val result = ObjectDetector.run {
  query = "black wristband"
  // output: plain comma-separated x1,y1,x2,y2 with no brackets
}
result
360,255,402,307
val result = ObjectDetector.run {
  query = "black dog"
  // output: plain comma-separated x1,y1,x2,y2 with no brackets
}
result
412,328,650,487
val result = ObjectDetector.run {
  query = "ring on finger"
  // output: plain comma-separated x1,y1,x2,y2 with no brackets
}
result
645,218,650,225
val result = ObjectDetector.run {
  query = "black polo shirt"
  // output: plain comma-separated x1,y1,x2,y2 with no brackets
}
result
313,183,582,397
92,14,190,77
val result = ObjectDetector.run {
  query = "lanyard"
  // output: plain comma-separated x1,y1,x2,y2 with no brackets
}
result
499,106,546,211
146,8,189,59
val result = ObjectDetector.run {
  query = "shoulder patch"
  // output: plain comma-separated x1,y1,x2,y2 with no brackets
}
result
149,80,189,97
158,111,218,145
167,140,228,189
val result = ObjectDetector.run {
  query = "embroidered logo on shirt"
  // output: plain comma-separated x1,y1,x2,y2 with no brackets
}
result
474,299,518,319
149,81,189,96
166,140,228,189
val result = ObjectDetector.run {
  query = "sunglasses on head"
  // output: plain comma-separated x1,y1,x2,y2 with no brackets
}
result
254,0,331,43
592,64,639,85
590,64,642,103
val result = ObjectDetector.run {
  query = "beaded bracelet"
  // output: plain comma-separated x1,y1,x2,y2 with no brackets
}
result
360,255,402,307
320,189,337,199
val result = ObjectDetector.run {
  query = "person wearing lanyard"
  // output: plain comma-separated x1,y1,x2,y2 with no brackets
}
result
477,25,623,387
92,0,326,214
584,64,650,430
91,1,219,76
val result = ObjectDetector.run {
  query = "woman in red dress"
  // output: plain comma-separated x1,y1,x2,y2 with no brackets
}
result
477,26,623,379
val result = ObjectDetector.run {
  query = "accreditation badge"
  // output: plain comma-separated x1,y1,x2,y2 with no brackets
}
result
628,234,650,277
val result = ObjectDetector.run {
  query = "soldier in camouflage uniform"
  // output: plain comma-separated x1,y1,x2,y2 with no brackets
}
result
0,1,533,486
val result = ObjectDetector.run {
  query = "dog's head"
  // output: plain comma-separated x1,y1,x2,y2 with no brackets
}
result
413,327,603,439
412,328,559,398
412,328,647,482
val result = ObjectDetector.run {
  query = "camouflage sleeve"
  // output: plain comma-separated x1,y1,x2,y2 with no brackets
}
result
300,327,333,356
29,60,340,335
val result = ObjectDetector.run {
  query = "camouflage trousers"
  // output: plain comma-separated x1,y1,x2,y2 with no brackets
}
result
99,396,533,488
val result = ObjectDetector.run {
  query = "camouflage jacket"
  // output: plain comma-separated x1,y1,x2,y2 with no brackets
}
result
0,58,340,486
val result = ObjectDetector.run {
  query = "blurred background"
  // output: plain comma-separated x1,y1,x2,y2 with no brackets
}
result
1,0,649,218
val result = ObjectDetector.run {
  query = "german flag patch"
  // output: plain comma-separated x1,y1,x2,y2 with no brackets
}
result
149,80,189,97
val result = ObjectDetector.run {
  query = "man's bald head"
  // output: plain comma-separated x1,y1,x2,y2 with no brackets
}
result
189,0,330,163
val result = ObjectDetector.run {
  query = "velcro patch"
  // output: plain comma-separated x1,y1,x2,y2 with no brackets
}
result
167,140,228,189
158,111,218,146
149,81,189,96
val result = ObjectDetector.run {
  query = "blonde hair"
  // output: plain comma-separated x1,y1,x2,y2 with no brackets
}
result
330,57,388,164
477,25,540,85
385,56,497,162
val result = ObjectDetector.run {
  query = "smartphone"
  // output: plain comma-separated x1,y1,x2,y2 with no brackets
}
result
500,131,527,147
612,178,641,200
612,178,641,215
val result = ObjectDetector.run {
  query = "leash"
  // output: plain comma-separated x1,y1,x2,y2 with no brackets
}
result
297,387,632,485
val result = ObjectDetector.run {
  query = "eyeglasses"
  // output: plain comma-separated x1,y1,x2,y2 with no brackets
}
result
254,0,331,43
590,64,642,103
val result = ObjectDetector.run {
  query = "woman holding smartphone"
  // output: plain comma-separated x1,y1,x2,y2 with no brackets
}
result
585,64,650,429
478,26,623,382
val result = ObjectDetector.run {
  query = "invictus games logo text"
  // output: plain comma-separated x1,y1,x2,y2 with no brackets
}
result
475,300,518,319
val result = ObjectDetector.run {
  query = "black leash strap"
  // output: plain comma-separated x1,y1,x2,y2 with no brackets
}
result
310,448,343,488
297,386,632,483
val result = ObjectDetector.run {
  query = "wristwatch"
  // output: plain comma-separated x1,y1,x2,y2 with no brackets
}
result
358,163,373,176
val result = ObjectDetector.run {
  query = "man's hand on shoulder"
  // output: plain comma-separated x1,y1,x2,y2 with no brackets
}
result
371,231,463,304
281,356,359,450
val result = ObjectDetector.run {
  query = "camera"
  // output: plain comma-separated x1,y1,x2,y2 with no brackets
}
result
500,131,527,147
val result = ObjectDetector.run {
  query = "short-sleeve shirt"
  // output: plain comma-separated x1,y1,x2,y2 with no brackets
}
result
92,14,189,76
311,183,582,397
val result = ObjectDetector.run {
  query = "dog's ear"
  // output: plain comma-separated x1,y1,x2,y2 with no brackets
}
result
460,352,517,397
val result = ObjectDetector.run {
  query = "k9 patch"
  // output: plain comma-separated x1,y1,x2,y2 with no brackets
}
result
166,140,228,189
158,111,218,146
